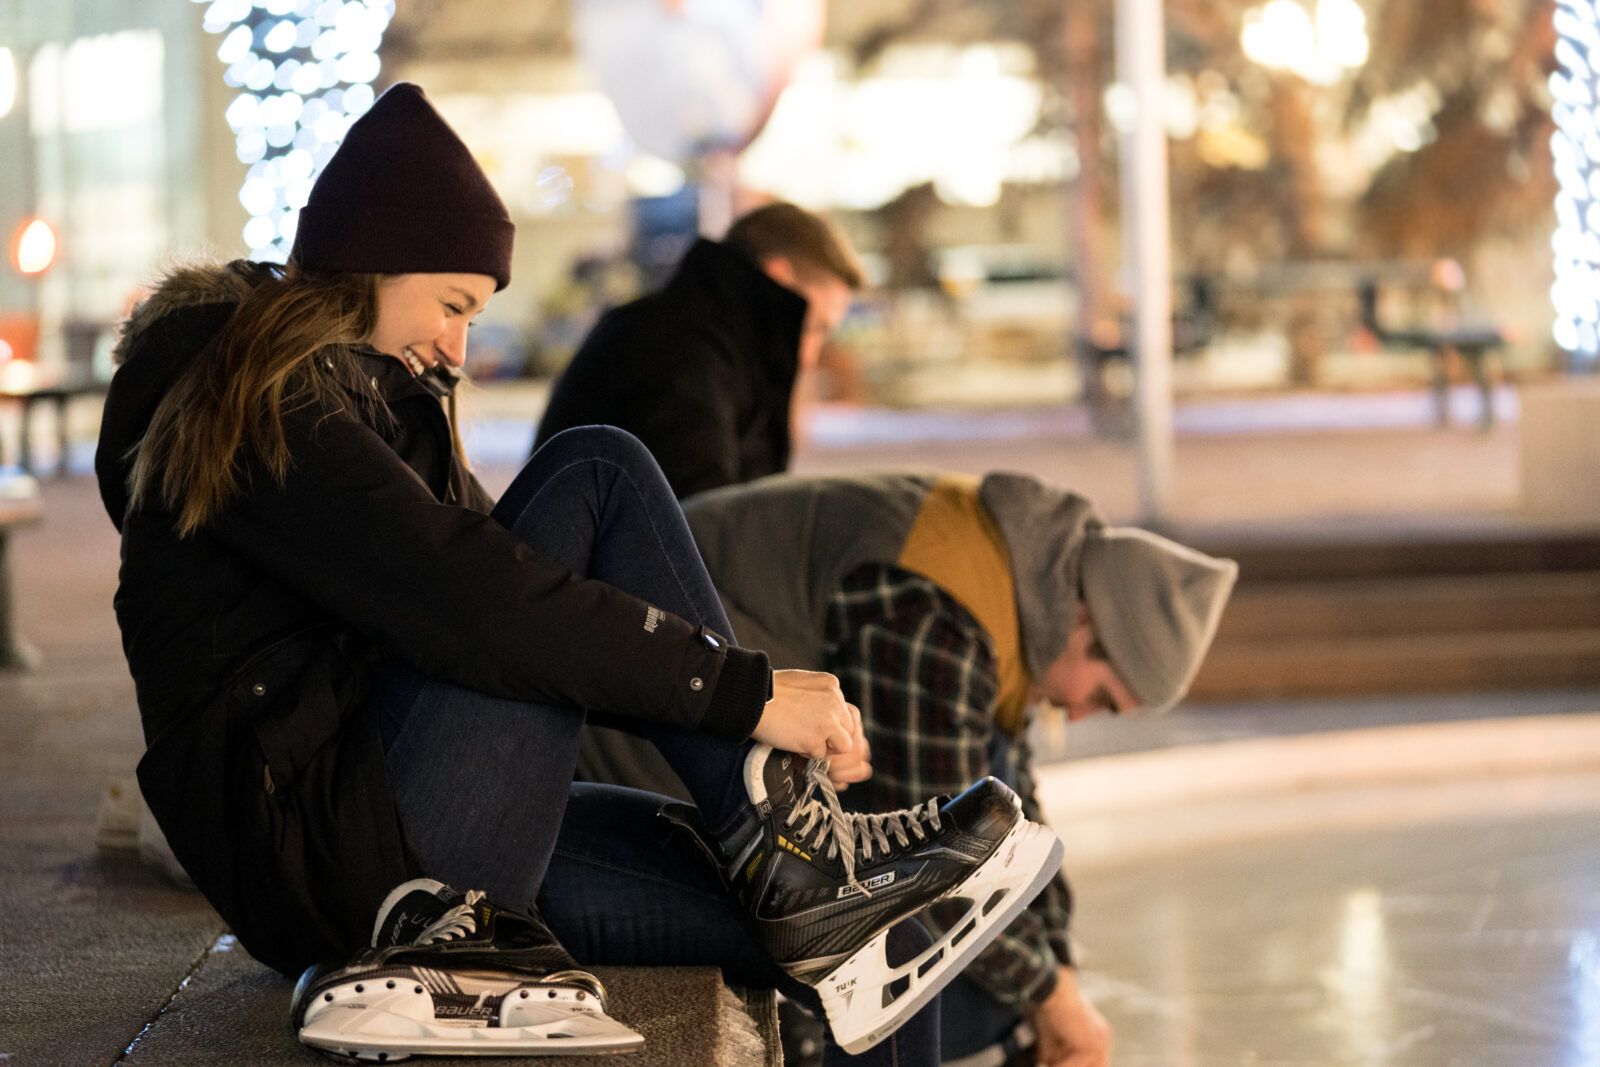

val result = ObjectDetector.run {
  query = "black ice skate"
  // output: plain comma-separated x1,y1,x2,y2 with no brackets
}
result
730,745,1064,1054
291,878,643,1060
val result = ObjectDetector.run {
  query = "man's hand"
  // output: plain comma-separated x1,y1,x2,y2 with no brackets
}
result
1031,966,1112,1067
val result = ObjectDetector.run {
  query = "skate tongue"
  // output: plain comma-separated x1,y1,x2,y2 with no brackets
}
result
413,893,484,944
765,749,811,807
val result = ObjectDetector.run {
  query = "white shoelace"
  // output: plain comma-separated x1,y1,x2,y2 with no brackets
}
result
786,757,943,894
412,889,486,944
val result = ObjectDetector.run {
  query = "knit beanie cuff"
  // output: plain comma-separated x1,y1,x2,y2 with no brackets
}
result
294,204,514,290
1080,528,1237,714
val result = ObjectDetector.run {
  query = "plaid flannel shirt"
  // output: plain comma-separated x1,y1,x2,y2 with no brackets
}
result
823,563,1074,1011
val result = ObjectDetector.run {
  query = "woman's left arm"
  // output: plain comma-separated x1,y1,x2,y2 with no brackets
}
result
211,403,768,738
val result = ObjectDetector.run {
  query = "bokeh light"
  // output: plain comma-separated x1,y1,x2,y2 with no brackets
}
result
13,218,58,275
1241,0,1368,87
193,0,394,262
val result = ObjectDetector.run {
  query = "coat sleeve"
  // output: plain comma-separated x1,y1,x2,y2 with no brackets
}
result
208,401,768,739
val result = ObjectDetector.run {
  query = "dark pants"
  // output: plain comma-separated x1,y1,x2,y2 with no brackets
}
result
375,426,939,1066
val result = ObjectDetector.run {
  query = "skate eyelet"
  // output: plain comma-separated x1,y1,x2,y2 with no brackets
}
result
549,990,557,998
323,992,333,1002
354,984,364,993
414,985,423,994
520,990,529,998
386,980,395,989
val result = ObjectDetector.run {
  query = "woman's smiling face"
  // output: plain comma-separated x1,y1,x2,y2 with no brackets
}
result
369,272,496,376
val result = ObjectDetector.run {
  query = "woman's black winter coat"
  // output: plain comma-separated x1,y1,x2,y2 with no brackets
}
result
94,263,769,975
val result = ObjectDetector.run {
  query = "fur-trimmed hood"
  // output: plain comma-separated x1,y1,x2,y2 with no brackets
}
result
111,260,266,367
96,260,268,530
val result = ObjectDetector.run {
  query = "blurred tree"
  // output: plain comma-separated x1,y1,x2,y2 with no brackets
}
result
1354,0,1557,260
840,0,1559,388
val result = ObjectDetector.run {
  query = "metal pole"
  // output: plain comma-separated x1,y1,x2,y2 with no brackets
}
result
1065,0,1108,431
1116,0,1174,523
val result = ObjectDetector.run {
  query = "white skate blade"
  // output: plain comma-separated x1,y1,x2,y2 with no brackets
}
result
817,817,1065,1055
298,972,644,1060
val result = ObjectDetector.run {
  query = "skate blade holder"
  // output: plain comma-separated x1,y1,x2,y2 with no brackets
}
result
299,979,645,1060
819,820,1065,1055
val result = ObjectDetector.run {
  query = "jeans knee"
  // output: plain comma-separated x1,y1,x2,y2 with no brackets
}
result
536,424,656,474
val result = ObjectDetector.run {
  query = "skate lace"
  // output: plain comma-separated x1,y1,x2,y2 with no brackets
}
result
786,757,942,894
413,889,486,944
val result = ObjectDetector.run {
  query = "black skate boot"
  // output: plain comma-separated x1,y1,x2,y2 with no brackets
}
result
291,878,643,1060
729,745,1064,1054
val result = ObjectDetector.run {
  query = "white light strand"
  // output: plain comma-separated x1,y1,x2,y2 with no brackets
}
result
194,0,392,262
1552,0,1600,364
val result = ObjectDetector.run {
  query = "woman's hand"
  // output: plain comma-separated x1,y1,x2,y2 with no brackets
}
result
826,703,872,791
752,671,872,788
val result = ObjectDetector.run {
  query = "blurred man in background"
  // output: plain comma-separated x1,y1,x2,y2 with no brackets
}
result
532,201,862,499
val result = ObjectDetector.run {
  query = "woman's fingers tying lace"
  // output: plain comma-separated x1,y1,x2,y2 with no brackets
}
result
827,703,872,790
754,669,858,759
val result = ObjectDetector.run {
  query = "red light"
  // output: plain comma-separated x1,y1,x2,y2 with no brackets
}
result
12,218,57,275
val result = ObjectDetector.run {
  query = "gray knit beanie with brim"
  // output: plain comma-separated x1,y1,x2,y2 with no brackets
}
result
1079,527,1238,714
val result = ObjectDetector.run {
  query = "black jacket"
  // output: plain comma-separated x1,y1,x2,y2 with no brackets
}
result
533,239,807,499
95,262,770,975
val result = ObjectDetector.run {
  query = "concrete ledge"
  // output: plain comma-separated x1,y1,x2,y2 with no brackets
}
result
117,948,776,1066
1038,713,1600,870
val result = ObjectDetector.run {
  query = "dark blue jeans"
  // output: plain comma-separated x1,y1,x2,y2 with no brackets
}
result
376,426,938,1066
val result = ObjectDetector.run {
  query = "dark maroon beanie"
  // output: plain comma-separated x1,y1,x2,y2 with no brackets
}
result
290,82,514,290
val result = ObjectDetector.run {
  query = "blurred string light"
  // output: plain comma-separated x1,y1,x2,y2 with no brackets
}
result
192,0,394,262
1241,0,1368,86
1551,0,1600,365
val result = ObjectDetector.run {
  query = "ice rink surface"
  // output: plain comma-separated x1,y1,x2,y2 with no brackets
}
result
1075,786,1600,1067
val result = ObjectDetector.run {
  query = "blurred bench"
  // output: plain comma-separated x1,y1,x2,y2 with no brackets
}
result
1358,273,1505,430
0,320,112,476
0,468,43,669
1081,275,1218,367
1079,276,1216,433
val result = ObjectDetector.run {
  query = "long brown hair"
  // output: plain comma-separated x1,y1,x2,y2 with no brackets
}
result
128,262,381,536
